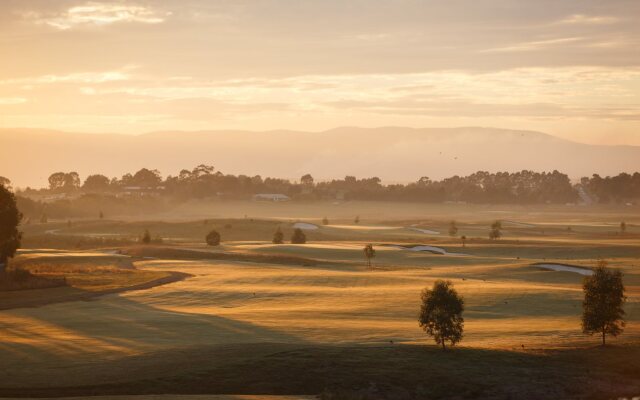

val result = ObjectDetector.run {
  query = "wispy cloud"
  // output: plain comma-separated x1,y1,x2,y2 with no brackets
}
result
480,37,584,53
24,2,170,30
0,68,134,86
559,14,619,25
0,97,27,105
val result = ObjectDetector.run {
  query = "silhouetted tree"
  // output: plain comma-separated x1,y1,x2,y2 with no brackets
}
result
620,221,627,234
419,280,464,350
83,174,111,192
291,228,306,244
206,230,221,246
300,174,314,186
129,168,162,187
322,216,329,225
272,227,284,244
448,221,458,237
363,244,376,268
354,215,360,224
99,210,104,219
461,235,467,248
0,185,22,271
582,261,626,346
48,172,80,192
0,176,11,189
141,229,151,244
489,220,502,240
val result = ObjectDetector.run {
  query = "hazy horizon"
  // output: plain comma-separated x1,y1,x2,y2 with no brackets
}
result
2,126,639,189
2,0,640,146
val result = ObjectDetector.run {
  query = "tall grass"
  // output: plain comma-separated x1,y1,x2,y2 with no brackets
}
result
0,269,67,291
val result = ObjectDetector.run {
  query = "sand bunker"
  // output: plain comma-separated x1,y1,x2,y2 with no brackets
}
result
533,263,593,276
408,227,441,235
503,220,536,228
292,222,319,230
329,224,401,231
388,245,468,256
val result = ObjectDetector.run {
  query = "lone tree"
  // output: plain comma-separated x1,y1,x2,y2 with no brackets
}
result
461,235,467,248
354,215,360,224
141,229,151,244
272,227,284,244
0,184,22,272
99,210,104,219
322,216,329,225
419,280,464,350
300,173,314,186
363,244,376,268
291,228,306,244
620,221,627,234
582,260,626,346
206,230,221,246
489,220,502,240
448,220,459,237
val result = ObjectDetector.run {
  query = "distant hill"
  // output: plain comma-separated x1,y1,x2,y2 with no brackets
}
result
1,127,639,188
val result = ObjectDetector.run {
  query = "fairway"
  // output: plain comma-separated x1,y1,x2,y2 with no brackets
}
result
1,205,639,398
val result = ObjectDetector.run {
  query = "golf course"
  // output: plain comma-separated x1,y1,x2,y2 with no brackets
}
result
1,201,638,399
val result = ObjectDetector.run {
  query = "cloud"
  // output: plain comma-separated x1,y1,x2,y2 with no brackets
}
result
0,97,27,105
25,2,170,30
480,37,585,53
0,69,134,86
559,14,619,25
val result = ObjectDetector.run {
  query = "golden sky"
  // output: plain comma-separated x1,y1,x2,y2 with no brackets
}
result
1,0,640,145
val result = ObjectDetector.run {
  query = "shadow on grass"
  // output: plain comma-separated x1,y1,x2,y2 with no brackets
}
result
1,341,639,399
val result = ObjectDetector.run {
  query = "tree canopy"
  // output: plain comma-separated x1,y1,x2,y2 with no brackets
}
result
419,280,464,350
291,228,306,244
582,261,626,345
0,185,22,268
206,230,221,246
363,244,375,268
272,227,284,244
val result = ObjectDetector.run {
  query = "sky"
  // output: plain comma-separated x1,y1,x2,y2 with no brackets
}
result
1,0,640,145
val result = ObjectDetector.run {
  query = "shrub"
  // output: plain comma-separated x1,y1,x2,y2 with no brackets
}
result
206,230,221,246
273,227,284,244
141,229,151,244
291,228,306,244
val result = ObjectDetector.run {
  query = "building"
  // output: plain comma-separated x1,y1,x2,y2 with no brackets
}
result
252,193,290,202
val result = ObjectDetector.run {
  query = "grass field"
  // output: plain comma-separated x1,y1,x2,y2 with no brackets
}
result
1,202,639,398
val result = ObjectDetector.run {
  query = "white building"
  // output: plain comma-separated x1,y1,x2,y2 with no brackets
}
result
252,193,290,202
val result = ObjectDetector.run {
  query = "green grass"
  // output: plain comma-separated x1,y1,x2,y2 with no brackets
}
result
3,203,640,398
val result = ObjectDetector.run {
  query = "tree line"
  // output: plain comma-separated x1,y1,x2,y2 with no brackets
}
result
6,166,640,206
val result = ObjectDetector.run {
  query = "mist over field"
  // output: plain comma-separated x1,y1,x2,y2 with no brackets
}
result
2,0,640,399
3,126,640,188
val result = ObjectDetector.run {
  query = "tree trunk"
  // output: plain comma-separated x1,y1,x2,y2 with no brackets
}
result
441,341,446,350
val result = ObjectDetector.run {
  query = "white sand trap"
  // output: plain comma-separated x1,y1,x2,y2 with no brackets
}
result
503,220,536,228
408,227,441,235
292,222,319,230
534,263,593,276
329,224,401,231
389,245,468,256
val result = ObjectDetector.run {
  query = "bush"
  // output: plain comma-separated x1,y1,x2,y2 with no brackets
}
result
0,269,67,291
273,227,284,244
291,228,306,244
141,229,151,244
206,230,221,246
